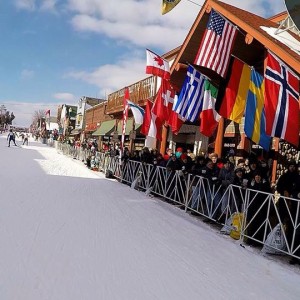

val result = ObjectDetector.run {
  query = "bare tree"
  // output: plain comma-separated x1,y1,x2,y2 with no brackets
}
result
32,110,46,126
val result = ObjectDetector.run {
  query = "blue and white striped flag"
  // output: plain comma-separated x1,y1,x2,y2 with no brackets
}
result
127,100,145,125
173,65,205,122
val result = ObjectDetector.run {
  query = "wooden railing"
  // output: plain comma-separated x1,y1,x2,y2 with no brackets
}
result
106,76,157,114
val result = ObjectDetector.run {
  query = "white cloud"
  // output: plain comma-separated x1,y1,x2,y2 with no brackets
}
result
14,0,58,11
53,93,76,102
40,0,58,11
15,0,36,10
21,69,35,80
2,101,60,127
65,53,147,97
67,0,285,52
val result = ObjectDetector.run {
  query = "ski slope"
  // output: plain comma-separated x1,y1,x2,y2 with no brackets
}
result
1,134,300,300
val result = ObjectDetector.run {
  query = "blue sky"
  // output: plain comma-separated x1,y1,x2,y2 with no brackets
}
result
0,0,285,126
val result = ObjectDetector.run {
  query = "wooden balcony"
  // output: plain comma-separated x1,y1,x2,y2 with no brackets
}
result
106,76,157,115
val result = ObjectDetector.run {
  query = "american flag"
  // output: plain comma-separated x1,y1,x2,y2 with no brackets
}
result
264,51,299,147
194,10,237,78
173,65,205,122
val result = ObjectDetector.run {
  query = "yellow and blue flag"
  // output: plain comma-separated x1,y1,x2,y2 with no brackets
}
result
162,0,181,15
244,69,271,150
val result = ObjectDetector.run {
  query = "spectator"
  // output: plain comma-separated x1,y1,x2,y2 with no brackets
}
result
187,149,196,161
23,133,29,146
246,170,271,245
163,148,172,161
276,160,299,260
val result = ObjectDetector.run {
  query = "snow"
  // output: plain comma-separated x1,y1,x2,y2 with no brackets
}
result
1,134,300,300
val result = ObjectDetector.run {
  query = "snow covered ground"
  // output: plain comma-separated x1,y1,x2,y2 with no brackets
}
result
1,134,300,300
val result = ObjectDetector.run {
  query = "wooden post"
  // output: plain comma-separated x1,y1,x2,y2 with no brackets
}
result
214,117,225,157
160,124,168,155
271,138,279,185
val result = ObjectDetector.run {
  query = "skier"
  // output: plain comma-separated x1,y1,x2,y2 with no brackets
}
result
23,134,29,146
7,129,17,147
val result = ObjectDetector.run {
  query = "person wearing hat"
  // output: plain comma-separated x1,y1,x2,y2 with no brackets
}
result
190,155,206,176
180,153,193,174
232,167,247,211
289,166,300,264
214,159,235,216
276,160,298,198
276,160,299,263
244,158,260,182
233,167,246,187
246,169,271,246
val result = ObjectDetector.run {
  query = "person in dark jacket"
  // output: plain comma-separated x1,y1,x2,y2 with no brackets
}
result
7,129,17,147
166,154,182,172
214,159,235,216
289,171,300,264
199,159,220,217
191,155,206,176
246,170,271,246
165,154,182,202
276,160,299,262
232,167,247,211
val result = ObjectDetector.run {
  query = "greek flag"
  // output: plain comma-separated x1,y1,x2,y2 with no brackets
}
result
173,65,205,122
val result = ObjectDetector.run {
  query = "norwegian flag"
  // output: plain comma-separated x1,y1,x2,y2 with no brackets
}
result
264,51,300,146
152,79,176,123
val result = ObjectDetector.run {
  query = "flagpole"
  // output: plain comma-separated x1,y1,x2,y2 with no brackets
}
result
129,119,135,153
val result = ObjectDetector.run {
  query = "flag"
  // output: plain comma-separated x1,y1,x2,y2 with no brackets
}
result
141,100,162,140
45,109,50,116
194,9,237,78
244,69,271,150
216,58,251,123
152,79,175,122
174,65,205,122
121,87,129,151
200,80,221,137
167,95,185,134
264,51,300,146
127,100,145,125
146,49,170,80
162,0,181,15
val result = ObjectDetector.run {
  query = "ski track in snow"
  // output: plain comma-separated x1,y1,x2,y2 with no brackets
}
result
1,135,300,300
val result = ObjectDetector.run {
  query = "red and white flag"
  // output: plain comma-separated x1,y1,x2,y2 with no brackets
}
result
264,51,300,146
141,100,162,141
168,94,185,135
45,109,50,116
152,79,175,122
146,49,170,80
121,87,129,151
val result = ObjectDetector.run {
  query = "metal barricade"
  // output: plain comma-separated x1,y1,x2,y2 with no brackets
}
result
52,145,300,261
241,190,300,259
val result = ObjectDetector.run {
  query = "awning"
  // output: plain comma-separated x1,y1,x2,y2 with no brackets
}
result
116,119,141,135
70,129,81,136
92,120,115,136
